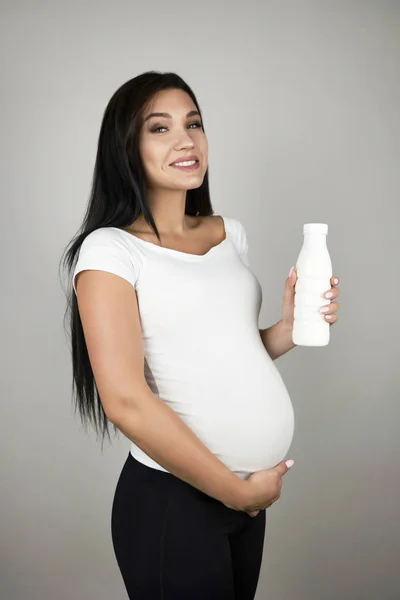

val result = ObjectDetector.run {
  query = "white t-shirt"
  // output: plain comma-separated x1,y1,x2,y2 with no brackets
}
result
73,215,294,479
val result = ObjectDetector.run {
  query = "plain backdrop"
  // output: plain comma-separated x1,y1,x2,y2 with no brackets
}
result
1,1,399,599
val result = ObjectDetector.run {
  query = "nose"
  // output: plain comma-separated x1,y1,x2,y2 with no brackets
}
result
173,128,195,150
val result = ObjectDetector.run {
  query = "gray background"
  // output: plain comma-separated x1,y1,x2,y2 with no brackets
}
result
2,1,399,598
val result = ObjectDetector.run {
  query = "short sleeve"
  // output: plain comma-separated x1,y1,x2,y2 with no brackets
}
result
223,216,250,267
72,228,141,295
236,220,250,267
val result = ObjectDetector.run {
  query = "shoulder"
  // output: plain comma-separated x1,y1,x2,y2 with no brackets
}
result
219,215,248,252
212,215,250,266
203,214,247,242
73,227,143,294
79,226,128,248
79,227,144,258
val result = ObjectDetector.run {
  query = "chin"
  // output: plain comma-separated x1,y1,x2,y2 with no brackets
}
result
187,182,204,190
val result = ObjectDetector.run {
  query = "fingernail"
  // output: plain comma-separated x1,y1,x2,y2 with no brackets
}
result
285,459,294,468
288,266,295,278
333,278,339,285
325,291,333,298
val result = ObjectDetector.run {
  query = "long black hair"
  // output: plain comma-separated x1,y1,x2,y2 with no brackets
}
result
59,71,214,449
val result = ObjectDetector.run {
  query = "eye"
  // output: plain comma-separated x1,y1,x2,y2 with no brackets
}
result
151,120,203,134
189,120,203,129
151,124,167,133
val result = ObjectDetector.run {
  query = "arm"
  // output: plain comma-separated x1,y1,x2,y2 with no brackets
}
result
259,320,297,361
113,387,247,510
75,269,249,511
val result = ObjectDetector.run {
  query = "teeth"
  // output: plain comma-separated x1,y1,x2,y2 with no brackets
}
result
172,160,197,167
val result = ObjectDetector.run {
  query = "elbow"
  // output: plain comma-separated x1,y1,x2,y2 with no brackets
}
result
106,384,150,427
107,399,138,429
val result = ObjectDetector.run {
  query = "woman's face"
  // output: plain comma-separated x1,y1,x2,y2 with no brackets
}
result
139,88,208,192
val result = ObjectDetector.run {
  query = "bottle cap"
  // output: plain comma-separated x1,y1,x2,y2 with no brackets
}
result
303,223,328,234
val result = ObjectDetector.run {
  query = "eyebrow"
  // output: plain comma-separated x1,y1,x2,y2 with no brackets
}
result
144,110,200,122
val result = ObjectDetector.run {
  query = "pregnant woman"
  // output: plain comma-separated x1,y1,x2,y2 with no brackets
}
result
62,71,340,600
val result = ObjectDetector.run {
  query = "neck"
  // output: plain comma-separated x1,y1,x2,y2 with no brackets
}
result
140,187,192,235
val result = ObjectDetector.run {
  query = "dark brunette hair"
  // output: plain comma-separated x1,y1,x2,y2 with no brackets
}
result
59,71,213,448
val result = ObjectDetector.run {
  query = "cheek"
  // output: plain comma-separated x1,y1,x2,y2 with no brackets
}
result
200,137,208,158
140,144,163,172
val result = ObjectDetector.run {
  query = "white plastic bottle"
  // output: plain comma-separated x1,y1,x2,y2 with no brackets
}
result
292,223,333,347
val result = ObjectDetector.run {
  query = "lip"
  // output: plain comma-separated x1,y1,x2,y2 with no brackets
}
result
169,155,199,166
170,162,200,172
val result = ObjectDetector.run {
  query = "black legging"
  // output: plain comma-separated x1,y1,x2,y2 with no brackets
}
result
111,452,266,600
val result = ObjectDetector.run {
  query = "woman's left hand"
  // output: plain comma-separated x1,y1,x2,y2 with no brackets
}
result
282,267,340,330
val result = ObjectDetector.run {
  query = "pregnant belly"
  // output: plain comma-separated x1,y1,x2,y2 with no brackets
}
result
142,346,295,479
183,370,295,479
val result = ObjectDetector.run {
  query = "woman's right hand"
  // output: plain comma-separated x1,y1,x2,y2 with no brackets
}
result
241,459,294,517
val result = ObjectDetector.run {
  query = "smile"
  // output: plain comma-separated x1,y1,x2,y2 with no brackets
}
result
169,160,200,172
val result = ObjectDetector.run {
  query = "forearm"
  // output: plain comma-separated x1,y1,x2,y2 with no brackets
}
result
110,388,249,510
260,319,297,360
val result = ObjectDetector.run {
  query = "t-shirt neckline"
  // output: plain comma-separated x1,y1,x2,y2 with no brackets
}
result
109,215,229,261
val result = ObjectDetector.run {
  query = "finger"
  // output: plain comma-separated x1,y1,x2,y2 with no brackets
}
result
331,276,340,286
320,301,340,315
274,459,293,476
324,288,340,300
269,494,280,506
263,495,280,510
325,313,338,324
